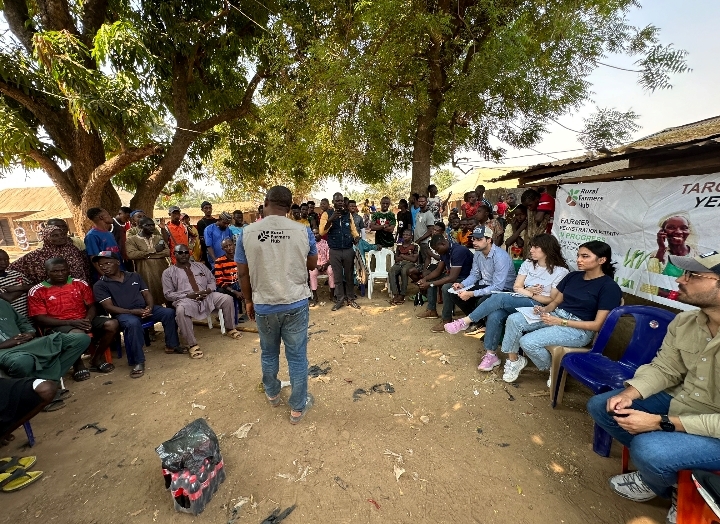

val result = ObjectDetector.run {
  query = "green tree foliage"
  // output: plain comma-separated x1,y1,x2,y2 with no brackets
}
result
0,0,271,229
266,0,689,194
341,175,411,205
432,169,458,193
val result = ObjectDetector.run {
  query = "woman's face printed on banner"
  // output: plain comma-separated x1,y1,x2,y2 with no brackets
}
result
660,216,690,250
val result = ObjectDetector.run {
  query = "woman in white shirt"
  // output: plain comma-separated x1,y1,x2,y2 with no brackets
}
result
443,233,569,372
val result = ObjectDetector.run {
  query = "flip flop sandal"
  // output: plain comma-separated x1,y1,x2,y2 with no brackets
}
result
0,456,36,474
0,468,43,492
165,346,189,355
225,329,243,339
267,394,281,407
57,389,73,400
72,369,91,382
130,365,145,378
89,362,115,373
43,399,65,412
188,345,204,359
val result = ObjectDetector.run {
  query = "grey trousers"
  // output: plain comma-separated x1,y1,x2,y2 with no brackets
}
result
329,248,356,301
174,293,235,346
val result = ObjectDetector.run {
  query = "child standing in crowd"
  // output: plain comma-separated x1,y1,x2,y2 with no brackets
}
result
395,198,413,244
461,191,481,220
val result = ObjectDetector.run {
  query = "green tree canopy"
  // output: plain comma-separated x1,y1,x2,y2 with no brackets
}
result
0,0,272,229
264,0,689,194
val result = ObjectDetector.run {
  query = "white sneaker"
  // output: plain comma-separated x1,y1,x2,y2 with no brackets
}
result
502,355,527,383
609,471,657,502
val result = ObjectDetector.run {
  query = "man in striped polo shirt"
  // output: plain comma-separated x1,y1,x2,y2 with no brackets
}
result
213,238,244,318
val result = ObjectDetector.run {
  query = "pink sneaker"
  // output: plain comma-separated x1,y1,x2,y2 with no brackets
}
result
444,318,469,334
478,353,501,372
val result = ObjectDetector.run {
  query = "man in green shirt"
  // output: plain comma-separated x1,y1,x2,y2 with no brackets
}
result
369,197,397,249
0,299,90,381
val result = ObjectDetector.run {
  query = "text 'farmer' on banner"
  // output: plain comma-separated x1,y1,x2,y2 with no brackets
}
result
552,173,720,311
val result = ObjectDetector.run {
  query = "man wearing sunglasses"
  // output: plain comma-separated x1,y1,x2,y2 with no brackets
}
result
162,244,242,360
587,251,720,524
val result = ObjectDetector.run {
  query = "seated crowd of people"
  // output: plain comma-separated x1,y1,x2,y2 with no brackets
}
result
1,186,718,524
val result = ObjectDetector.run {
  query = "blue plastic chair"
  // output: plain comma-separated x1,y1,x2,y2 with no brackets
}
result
554,305,676,457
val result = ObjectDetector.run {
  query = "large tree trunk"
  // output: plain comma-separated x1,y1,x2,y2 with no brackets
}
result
410,28,446,197
129,131,196,217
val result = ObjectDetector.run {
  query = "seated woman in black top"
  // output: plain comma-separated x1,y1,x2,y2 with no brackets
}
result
499,240,622,383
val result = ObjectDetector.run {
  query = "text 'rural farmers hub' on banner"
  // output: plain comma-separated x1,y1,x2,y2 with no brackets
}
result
552,173,720,311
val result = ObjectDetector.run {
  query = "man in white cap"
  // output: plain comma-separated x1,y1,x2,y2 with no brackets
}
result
587,250,720,524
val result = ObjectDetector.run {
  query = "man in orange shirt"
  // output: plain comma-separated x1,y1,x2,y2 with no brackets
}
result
162,206,189,264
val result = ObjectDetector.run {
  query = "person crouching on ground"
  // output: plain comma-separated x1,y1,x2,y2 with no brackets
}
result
587,250,720,524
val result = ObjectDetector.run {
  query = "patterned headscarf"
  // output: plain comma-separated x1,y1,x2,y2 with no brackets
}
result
39,224,63,242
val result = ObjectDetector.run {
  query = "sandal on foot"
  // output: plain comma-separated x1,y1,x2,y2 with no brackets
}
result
289,393,315,425
225,329,243,340
73,369,91,382
0,456,36,474
130,364,145,378
42,399,65,412
165,346,188,355
0,468,43,492
267,394,281,407
188,345,204,359
89,362,115,373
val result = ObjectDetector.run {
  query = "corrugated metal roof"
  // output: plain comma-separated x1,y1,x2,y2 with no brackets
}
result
0,186,70,217
437,167,527,198
523,159,629,186
491,114,720,183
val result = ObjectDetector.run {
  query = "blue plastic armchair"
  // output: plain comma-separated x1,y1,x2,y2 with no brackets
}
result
555,305,676,457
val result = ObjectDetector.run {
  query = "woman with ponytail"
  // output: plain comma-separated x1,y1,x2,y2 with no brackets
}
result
500,240,622,384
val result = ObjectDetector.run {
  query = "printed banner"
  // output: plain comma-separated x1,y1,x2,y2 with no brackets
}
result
552,174,720,310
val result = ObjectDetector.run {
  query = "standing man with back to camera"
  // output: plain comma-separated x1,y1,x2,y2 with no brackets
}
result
236,186,318,425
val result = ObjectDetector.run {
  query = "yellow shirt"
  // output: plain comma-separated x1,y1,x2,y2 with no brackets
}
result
319,210,359,238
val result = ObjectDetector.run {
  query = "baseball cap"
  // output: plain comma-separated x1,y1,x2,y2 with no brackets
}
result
668,251,720,276
92,251,118,263
168,206,181,215
472,225,493,239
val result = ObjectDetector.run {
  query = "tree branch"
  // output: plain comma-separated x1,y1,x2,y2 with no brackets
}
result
36,0,79,33
82,143,163,204
81,0,110,46
193,72,263,133
3,0,37,52
27,150,82,206
0,81,61,130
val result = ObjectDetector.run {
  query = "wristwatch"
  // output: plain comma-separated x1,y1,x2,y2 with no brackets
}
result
561,319,568,327
659,415,675,432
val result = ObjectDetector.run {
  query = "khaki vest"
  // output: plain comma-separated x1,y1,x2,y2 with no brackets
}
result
241,216,311,305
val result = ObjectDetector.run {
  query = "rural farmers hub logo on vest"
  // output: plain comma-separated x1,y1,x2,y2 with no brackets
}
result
257,230,291,243
566,187,604,209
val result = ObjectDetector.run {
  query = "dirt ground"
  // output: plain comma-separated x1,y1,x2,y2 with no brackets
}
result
2,285,671,524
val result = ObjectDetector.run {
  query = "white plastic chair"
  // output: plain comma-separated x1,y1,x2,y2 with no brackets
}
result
366,248,395,300
195,309,226,335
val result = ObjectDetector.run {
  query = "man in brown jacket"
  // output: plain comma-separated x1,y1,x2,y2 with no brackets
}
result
587,251,720,524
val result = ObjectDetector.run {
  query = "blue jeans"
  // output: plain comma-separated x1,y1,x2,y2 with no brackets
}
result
587,389,720,497
465,294,539,352
117,306,179,366
500,308,594,370
256,304,310,412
